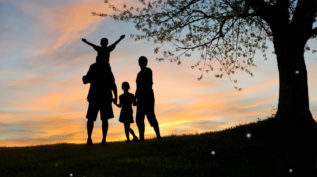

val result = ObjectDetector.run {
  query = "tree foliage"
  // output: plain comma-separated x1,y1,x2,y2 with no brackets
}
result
94,0,317,90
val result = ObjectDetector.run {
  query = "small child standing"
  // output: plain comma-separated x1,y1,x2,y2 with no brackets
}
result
115,82,138,142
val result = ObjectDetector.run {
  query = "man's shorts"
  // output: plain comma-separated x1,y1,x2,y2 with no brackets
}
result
86,102,114,121
136,105,158,127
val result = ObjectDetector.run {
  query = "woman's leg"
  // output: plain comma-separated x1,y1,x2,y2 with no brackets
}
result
87,120,94,145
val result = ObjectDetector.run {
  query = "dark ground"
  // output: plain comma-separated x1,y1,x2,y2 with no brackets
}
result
0,118,316,177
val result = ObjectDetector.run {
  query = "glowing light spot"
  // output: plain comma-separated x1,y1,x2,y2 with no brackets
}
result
69,173,73,177
246,133,252,139
295,70,299,74
289,168,293,173
211,150,216,155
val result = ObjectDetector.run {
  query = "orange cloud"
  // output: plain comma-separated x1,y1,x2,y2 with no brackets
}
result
23,0,104,51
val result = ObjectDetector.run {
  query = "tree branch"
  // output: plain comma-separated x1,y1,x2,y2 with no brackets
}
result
172,0,200,16
192,10,211,18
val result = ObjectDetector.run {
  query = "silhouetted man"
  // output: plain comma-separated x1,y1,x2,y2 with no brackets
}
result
82,35,125,63
83,56,117,145
135,56,161,140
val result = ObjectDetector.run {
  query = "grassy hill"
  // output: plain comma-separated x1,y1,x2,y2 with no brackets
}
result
0,118,316,177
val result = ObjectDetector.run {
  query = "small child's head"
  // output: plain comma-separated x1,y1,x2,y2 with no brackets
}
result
122,82,130,92
100,38,108,47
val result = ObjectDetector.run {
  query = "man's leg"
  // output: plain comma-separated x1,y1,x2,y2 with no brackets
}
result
87,120,94,145
136,107,145,141
86,102,98,145
101,120,108,144
100,103,113,144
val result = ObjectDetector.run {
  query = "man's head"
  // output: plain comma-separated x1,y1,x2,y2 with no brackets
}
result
100,38,108,47
138,56,148,69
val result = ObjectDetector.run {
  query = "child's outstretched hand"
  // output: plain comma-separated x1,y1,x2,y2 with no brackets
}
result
82,38,87,42
120,35,125,39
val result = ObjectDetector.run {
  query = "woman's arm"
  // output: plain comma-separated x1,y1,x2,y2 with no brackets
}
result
132,95,137,106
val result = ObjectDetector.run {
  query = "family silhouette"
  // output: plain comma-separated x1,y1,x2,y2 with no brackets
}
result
82,35,161,145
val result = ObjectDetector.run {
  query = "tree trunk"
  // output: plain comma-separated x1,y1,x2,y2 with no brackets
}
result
273,37,316,125
273,35,317,176
275,45,311,120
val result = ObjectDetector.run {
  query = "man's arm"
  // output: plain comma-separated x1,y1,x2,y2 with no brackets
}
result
108,35,125,51
112,83,118,104
114,96,121,108
146,68,153,88
82,38,99,51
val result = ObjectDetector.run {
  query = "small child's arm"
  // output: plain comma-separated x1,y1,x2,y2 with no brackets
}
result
82,38,99,51
114,98,121,108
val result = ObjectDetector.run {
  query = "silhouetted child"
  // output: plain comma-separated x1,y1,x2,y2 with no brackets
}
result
114,82,138,142
82,35,125,63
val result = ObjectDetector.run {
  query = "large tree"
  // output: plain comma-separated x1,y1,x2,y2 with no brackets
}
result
98,0,317,125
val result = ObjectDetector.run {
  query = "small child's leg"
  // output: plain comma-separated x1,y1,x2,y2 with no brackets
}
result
124,123,130,141
127,123,138,140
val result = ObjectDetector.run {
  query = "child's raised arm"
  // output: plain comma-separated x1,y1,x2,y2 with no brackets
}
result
108,35,125,51
82,38,99,51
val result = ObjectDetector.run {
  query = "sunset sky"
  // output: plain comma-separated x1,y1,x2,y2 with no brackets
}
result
1,0,317,146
